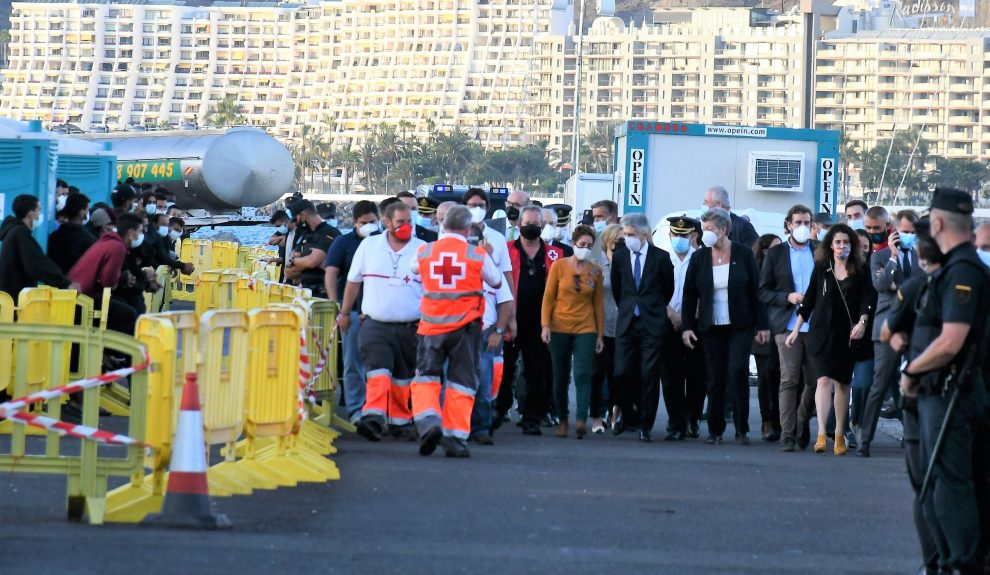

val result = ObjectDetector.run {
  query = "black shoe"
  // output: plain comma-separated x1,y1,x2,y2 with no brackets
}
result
521,422,543,436
664,430,684,441
687,421,700,438
639,429,653,443
797,421,811,450
781,437,796,452
611,415,626,436
705,435,723,445
491,410,506,431
442,436,471,458
419,426,443,456
880,398,898,419
764,430,781,442
856,442,871,458
356,418,384,442
735,434,751,446
472,433,494,446
389,423,417,442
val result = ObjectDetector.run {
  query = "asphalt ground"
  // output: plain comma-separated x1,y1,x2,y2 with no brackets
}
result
0,398,918,575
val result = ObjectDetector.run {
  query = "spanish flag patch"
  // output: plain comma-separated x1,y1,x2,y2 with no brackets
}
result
954,284,972,304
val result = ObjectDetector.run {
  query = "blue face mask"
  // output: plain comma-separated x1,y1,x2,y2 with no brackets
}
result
898,232,916,250
417,215,433,229
670,236,690,254
979,250,990,269
817,229,828,242
328,218,338,228
838,245,851,260
593,221,607,234
848,219,866,231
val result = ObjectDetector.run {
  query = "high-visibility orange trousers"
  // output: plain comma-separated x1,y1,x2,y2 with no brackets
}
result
362,368,412,426
412,322,481,440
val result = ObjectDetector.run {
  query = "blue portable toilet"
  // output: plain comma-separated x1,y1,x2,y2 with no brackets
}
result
0,118,58,251
56,138,116,207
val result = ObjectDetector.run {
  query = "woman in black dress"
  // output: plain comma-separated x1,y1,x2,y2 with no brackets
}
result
785,223,874,455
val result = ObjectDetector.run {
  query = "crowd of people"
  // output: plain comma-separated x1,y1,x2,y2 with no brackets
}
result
0,178,193,345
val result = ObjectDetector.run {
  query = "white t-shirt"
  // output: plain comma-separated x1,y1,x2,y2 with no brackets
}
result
712,263,731,326
347,233,425,322
483,280,514,329
669,247,696,314
482,224,512,275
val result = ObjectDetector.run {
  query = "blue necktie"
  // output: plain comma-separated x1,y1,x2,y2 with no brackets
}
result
634,251,641,317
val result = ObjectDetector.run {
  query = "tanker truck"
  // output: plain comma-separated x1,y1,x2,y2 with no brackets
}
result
71,127,294,212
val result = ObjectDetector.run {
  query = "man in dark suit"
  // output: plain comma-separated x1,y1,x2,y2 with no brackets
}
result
858,209,919,457
704,185,759,248
758,204,819,451
611,212,675,442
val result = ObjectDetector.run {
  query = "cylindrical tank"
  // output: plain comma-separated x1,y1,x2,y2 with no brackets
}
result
71,128,293,210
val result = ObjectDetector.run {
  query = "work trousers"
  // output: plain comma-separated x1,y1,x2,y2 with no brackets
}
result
917,378,987,571
358,319,417,427
775,332,817,442
549,332,596,422
862,342,902,445
903,397,941,573
412,320,482,440
614,317,663,431
702,325,753,437
660,325,706,434
341,310,366,422
590,336,615,420
755,347,782,434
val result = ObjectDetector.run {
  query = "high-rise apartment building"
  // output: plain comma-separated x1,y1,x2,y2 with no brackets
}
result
530,8,811,155
814,26,990,160
0,0,568,148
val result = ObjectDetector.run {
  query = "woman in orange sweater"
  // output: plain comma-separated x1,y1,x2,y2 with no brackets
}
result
541,224,605,438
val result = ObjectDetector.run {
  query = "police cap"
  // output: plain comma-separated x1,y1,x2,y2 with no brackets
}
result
813,212,833,226
545,203,573,226
930,187,974,215
667,215,700,235
288,199,315,216
418,196,440,216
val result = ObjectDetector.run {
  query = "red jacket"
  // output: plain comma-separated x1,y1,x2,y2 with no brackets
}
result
506,239,565,293
68,232,128,299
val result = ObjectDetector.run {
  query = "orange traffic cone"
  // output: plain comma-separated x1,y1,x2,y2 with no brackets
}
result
143,373,231,529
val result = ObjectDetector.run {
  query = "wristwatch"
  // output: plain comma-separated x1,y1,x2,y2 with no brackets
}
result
494,327,505,335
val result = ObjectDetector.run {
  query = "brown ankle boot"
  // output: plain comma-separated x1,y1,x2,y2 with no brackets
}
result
555,421,568,438
575,420,587,439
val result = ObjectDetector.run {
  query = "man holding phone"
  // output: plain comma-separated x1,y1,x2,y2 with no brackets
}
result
859,209,919,457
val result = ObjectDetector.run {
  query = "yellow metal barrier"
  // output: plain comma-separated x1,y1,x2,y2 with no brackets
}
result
0,323,150,524
174,239,213,301
0,291,13,392
212,241,238,270
104,315,177,522
16,287,78,396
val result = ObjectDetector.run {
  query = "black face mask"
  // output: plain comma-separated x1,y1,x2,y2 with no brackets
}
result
506,206,520,221
615,237,626,250
519,224,542,240
869,232,885,245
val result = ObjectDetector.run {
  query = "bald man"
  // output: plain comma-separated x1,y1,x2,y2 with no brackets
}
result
504,190,530,242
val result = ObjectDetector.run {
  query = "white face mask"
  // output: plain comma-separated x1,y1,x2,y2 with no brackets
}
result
82,213,90,225
702,230,718,248
168,229,181,241
130,232,145,248
848,218,865,231
573,247,591,261
469,206,487,224
624,235,642,253
540,225,556,243
790,224,810,244
357,222,380,238
33,211,44,227
56,195,67,211
158,225,169,237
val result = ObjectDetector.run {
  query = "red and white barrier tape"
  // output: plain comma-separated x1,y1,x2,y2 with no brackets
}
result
0,353,150,447
1,409,145,447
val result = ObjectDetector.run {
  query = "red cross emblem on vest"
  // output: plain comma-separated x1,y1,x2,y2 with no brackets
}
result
430,252,466,289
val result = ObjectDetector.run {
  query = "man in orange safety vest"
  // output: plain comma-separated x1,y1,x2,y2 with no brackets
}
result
411,204,504,458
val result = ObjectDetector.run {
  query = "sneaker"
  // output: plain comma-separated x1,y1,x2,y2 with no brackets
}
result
781,437,796,452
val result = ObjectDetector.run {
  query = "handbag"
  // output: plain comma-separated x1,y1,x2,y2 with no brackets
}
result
830,267,865,350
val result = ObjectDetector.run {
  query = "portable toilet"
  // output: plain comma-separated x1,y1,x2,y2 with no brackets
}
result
0,118,58,251
56,138,116,207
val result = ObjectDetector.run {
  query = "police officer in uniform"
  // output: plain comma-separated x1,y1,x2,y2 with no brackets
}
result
286,199,337,297
900,189,990,575
882,217,944,575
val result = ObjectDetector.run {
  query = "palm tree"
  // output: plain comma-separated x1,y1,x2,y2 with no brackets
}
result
331,145,363,193
206,94,246,128
359,136,379,192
